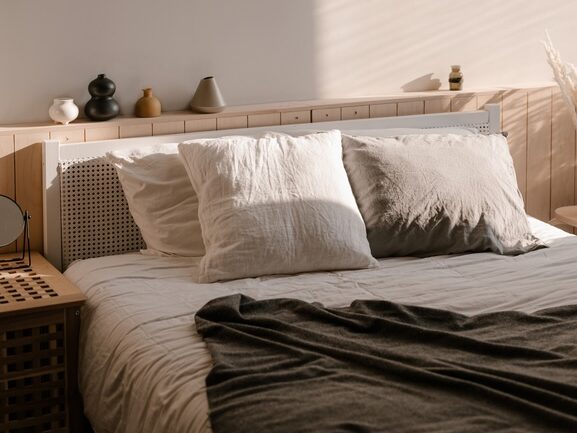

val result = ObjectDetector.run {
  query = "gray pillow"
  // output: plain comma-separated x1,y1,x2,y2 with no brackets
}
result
342,133,545,257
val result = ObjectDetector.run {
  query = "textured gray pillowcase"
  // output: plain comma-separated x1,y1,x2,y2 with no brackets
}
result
342,133,545,257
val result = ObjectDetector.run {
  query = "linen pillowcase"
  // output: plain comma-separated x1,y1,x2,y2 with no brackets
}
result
107,143,204,257
342,133,545,257
178,130,376,283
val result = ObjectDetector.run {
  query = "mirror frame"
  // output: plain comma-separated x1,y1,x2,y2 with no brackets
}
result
0,194,25,246
0,194,31,268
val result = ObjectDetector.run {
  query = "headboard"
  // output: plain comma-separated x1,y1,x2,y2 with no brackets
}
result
43,104,500,270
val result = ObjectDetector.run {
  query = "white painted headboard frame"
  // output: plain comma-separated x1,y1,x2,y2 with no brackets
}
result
43,104,500,270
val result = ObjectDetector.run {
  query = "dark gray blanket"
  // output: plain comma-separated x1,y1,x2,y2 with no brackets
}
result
195,294,577,433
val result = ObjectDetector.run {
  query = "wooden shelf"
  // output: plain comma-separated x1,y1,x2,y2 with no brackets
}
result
0,83,556,134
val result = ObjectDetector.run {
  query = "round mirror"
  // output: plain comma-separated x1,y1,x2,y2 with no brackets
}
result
0,195,25,247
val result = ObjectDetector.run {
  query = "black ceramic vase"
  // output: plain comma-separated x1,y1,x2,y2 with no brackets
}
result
84,74,120,121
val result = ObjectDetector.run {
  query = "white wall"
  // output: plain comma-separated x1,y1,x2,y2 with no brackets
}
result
1,0,575,124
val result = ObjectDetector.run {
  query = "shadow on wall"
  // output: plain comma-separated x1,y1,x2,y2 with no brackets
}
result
401,74,442,92
0,0,318,124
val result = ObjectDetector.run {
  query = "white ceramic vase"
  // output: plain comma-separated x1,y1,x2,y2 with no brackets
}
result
49,98,79,125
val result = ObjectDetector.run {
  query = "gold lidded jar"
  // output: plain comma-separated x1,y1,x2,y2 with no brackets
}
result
449,65,463,91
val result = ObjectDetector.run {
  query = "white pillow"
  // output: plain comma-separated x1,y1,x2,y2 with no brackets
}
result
106,134,278,257
178,130,376,283
107,144,204,257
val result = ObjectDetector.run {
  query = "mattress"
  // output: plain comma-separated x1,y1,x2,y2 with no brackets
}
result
66,218,577,433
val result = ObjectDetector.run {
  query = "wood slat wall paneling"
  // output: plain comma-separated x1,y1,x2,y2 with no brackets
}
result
551,90,576,232
341,105,369,120
369,103,397,118
397,101,425,116
49,128,85,144
185,118,217,133
451,95,478,112
15,132,49,252
119,123,153,139
424,98,451,114
216,116,248,130
0,134,15,198
281,111,311,125
85,126,120,142
526,88,552,222
477,92,503,111
312,108,341,123
0,134,15,253
152,121,185,136
502,90,529,201
248,113,281,128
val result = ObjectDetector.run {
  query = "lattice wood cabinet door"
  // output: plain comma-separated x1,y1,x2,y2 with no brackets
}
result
0,253,86,433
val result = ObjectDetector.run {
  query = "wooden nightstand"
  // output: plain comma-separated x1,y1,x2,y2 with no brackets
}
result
553,206,577,228
0,252,86,433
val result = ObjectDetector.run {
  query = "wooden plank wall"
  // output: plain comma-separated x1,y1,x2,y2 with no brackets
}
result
0,84,574,254
0,133,15,254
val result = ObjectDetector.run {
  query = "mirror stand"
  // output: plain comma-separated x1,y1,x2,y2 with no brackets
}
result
0,211,32,269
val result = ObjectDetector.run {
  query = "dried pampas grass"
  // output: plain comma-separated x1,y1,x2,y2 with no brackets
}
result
543,31,577,129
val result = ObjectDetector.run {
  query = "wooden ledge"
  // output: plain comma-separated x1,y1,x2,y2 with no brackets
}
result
0,83,556,134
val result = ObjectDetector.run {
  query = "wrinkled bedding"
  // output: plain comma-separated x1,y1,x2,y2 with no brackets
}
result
66,218,577,433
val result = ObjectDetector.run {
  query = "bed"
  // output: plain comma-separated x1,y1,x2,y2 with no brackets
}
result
42,105,577,433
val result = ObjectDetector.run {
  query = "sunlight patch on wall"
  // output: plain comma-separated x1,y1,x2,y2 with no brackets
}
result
313,0,575,98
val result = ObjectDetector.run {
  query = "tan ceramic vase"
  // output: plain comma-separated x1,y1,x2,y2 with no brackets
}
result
135,88,161,118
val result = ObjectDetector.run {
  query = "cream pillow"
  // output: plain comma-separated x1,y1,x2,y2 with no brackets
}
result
107,143,204,257
178,130,376,283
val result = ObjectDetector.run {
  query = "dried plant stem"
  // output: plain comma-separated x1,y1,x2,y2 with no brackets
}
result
543,32,577,129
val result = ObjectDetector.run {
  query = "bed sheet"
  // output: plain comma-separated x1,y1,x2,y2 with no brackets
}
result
65,218,577,433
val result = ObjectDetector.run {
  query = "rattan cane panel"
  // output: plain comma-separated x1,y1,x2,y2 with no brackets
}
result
0,264,57,306
471,122,489,133
1,313,66,433
60,158,145,269
430,122,489,133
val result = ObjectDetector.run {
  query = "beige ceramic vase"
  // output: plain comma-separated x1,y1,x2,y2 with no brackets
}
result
135,88,161,118
190,76,226,114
